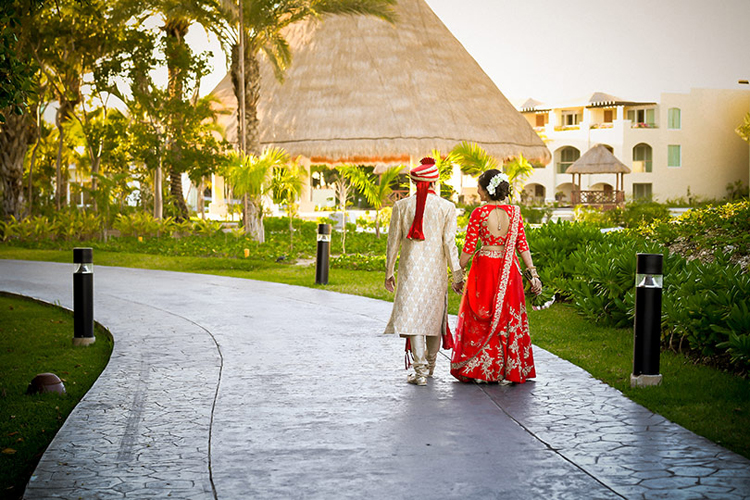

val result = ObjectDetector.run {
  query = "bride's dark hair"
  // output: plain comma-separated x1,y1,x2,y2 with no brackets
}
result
478,169,509,201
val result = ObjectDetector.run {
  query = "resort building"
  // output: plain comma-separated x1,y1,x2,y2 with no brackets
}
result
518,88,750,204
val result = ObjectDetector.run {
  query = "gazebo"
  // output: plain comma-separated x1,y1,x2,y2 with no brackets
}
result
212,0,549,163
566,144,631,208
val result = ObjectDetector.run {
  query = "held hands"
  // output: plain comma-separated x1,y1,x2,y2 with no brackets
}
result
384,276,396,293
530,277,543,296
452,279,464,294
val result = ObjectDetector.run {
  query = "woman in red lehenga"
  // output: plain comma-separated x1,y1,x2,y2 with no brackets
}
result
450,169,543,385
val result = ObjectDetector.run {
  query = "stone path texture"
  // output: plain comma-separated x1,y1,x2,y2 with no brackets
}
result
1,259,749,500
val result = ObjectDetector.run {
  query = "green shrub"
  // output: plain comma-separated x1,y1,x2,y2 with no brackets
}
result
331,253,386,272
521,205,553,224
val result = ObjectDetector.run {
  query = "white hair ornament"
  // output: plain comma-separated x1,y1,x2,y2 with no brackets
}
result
487,172,510,196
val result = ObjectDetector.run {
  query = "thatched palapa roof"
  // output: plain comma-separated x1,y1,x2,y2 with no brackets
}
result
566,144,631,174
212,0,550,165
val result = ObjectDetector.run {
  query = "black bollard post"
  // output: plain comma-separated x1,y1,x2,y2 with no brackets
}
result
315,223,331,285
631,253,663,387
73,247,95,346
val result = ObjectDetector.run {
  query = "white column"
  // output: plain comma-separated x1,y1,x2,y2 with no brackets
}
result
208,174,228,218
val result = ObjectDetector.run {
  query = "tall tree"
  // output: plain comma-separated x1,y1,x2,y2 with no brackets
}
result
33,0,111,210
0,0,42,220
341,164,402,238
136,0,225,220
218,0,396,240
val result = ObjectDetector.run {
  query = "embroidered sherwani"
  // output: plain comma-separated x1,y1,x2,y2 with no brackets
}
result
384,194,463,337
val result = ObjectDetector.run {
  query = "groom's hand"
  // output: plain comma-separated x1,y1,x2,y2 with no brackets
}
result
452,279,464,294
384,276,395,293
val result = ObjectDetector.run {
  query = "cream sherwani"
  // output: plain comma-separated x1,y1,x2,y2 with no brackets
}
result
384,194,463,337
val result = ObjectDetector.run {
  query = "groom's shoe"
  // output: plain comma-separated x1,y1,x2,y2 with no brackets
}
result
407,372,427,386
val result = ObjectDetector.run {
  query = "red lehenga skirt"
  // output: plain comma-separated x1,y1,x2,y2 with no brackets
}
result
450,250,536,383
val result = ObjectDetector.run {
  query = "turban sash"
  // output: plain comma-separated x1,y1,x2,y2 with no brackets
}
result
407,158,440,240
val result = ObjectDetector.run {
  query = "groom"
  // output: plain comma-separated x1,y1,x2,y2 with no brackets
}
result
384,157,464,386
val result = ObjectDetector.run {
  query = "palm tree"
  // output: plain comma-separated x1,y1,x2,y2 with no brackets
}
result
503,153,535,201
736,113,750,144
340,164,402,238
271,160,307,251
226,146,289,241
450,141,500,177
451,142,534,201
225,0,397,158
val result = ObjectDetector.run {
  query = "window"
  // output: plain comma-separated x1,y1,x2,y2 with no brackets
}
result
603,110,613,123
632,143,653,173
627,108,656,127
562,111,582,126
633,183,652,200
535,114,547,127
557,147,580,173
668,145,681,167
668,108,681,129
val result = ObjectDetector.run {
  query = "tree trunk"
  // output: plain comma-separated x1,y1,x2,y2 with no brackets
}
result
0,110,32,220
243,194,249,234
165,17,190,222
231,42,264,241
154,162,163,220
246,198,265,243
53,80,79,211
89,145,101,213
375,208,381,238
230,43,261,156
27,138,40,217
55,120,65,210
169,168,188,220
197,179,205,219
289,212,293,252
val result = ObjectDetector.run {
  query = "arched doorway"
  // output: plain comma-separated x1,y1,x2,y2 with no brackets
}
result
555,182,576,205
522,183,546,205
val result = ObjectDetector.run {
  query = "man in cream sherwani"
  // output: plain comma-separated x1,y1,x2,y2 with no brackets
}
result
384,157,464,386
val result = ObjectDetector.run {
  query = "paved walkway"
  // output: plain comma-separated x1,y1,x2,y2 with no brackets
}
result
1,259,749,500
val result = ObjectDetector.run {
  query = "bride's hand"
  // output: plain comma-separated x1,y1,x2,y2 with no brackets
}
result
531,277,542,296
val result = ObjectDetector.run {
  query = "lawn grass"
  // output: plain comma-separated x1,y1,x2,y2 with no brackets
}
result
0,294,113,500
1,244,748,462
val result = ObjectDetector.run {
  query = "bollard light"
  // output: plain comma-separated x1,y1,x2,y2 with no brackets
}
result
73,247,95,346
315,223,331,285
631,253,663,388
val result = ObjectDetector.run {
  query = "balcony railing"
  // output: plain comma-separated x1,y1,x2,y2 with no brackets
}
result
571,190,625,208
387,189,409,205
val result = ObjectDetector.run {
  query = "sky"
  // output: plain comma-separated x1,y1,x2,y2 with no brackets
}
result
189,0,750,107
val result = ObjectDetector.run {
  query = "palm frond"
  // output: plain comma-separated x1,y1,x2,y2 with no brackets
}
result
451,141,499,176
312,0,398,23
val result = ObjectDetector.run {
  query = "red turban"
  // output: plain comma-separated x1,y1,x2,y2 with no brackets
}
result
407,158,440,240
